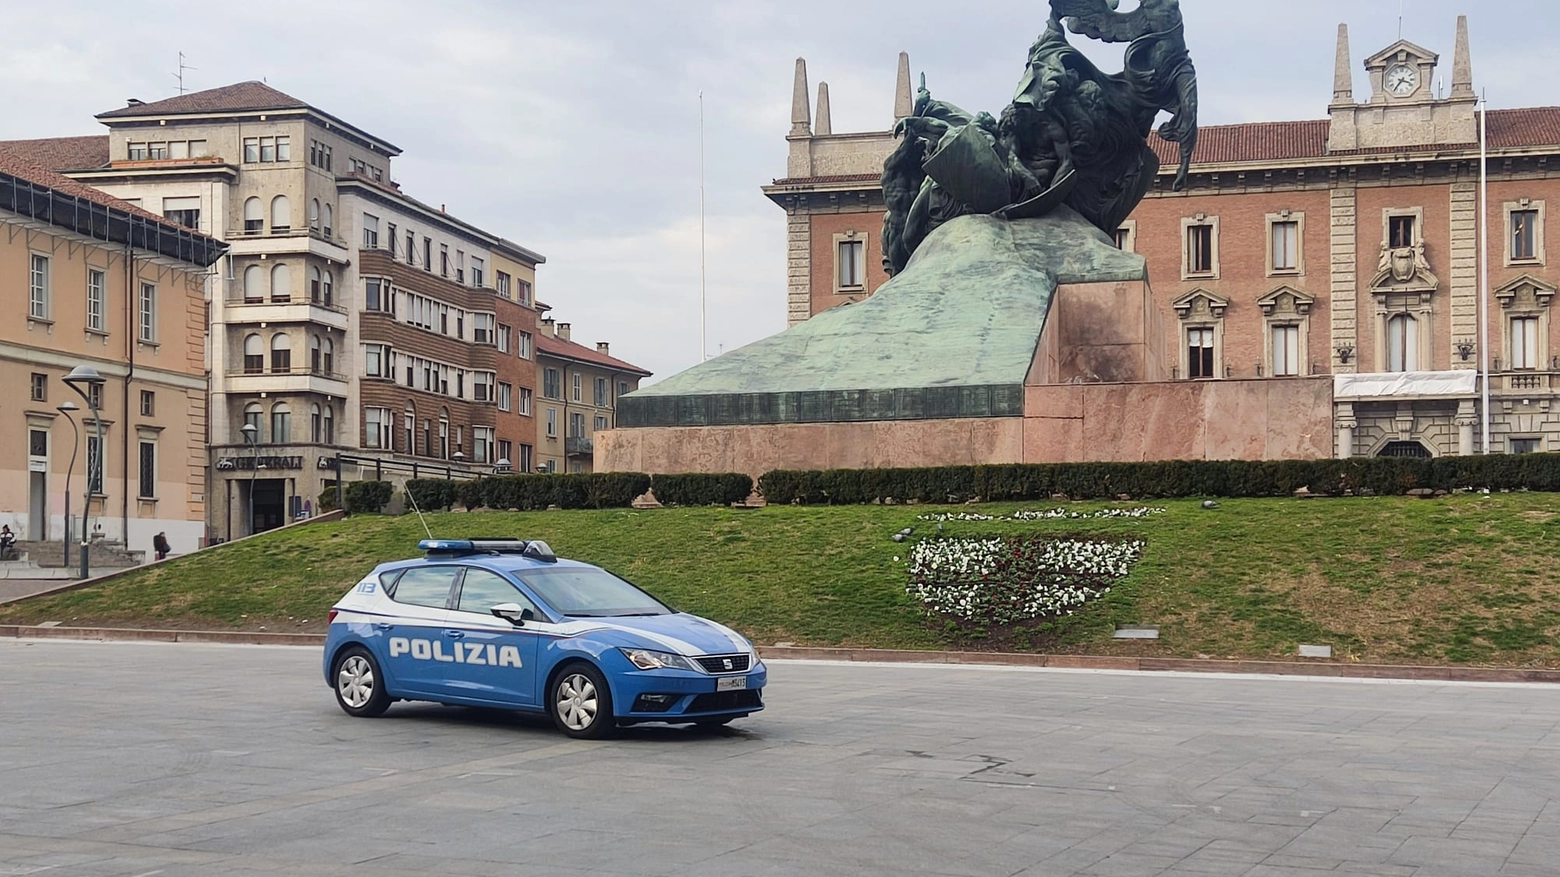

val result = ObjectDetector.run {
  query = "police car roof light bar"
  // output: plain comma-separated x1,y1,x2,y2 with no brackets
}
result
417,539,558,563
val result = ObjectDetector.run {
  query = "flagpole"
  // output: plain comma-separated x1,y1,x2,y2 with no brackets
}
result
700,91,708,363
1478,94,1491,454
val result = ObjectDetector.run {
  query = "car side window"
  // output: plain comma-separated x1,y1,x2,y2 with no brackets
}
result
456,568,539,617
390,566,460,610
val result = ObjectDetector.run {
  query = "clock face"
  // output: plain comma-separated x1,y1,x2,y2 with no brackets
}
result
1386,64,1419,97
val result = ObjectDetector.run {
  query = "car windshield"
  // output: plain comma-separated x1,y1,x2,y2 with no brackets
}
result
517,568,672,618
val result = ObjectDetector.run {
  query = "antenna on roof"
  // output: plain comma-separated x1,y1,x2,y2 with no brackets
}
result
172,52,197,95
1398,0,1406,40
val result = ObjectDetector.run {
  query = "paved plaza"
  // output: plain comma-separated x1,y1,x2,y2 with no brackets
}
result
1,641,1558,876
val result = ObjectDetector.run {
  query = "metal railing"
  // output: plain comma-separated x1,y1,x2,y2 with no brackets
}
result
227,295,348,316
565,436,594,456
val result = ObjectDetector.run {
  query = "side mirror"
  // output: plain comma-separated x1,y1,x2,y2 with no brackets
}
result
490,603,535,627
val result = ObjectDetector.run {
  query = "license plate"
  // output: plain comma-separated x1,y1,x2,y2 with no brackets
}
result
716,675,748,691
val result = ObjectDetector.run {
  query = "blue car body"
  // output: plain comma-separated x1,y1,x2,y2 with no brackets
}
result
323,541,765,731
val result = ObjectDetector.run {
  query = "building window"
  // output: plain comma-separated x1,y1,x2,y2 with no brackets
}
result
571,373,583,403
518,387,533,416
518,331,533,360
87,382,103,412
595,415,609,432
322,271,334,308
365,407,391,449
128,142,148,160
82,270,112,336
365,278,384,312
1511,208,1542,263
244,402,263,440
471,257,485,288
270,195,291,233
473,314,496,345
519,444,535,472
496,324,511,353
544,368,562,400
498,382,513,412
244,138,259,163
619,381,630,397
163,196,201,231
387,223,397,258
1271,325,1301,377
456,250,465,284
423,238,432,272
364,344,387,378
310,335,322,373
473,428,494,465
406,230,416,265
310,267,322,303
837,239,865,289
546,408,558,438
243,334,264,373
140,391,155,417
87,434,104,494
243,197,263,234
309,199,320,231
1512,316,1541,370
271,333,292,373
271,403,292,445
29,254,49,320
473,372,495,403
595,377,609,408
322,204,333,238
497,440,513,468
271,264,291,303
311,404,323,443
1511,438,1543,455
1186,223,1215,276
440,245,449,277
363,214,380,249
1187,327,1215,379
324,405,335,444
137,441,157,500
1386,314,1419,372
139,283,157,342
497,272,511,299
570,412,586,438
30,373,46,402
1390,215,1416,248
1271,220,1299,273
518,279,532,305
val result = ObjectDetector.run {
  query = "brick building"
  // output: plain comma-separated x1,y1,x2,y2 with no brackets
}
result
535,319,650,474
767,18,1560,458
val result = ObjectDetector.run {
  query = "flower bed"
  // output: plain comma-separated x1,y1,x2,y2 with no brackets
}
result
915,507,1166,523
905,535,1145,626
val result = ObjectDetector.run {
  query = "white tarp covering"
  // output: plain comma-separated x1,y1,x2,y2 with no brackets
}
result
1334,370,1479,399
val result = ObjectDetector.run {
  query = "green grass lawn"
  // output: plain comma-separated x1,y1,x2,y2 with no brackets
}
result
3,494,1558,666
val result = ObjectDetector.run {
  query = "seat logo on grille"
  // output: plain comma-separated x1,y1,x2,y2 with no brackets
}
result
722,658,733,670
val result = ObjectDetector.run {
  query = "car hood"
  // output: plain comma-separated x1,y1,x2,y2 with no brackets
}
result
596,613,753,656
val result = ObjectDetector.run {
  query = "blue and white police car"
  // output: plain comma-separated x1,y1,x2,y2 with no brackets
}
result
323,539,765,738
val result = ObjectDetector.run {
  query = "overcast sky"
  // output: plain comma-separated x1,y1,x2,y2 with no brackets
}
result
5,1,1557,383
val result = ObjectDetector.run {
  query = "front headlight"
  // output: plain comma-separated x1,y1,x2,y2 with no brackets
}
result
620,648,698,672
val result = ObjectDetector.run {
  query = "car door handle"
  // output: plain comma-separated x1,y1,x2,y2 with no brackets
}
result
444,630,465,639
374,623,393,631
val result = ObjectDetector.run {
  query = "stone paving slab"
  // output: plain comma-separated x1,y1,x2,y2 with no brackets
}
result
1,641,1558,876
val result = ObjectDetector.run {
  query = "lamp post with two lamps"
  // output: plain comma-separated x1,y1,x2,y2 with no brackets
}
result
56,402,80,571
62,366,106,580
240,423,261,536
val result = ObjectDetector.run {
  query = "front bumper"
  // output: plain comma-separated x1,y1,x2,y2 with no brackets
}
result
612,661,768,721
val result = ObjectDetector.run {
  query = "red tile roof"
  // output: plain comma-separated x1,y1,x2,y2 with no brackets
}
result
97,81,308,119
0,135,110,171
1488,106,1560,149
0,150,200,232
536,333,651,376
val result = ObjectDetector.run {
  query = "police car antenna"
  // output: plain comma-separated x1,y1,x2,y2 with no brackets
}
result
404,483,434,541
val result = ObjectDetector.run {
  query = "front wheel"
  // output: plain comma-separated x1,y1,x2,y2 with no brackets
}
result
549,663,615,739
333,646,391,718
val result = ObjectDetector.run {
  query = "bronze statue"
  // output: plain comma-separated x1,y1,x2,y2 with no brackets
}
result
881,0,1199,276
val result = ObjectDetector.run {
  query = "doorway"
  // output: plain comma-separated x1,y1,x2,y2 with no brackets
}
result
28,427,49,541
253,479,287,534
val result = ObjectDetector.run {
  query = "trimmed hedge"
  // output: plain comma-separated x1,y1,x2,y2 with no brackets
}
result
758,455,1560,504
651,473,754,507
344,480,394,515
405,479,459,512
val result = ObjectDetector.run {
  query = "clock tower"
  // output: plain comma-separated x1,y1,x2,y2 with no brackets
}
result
1327,16,1478,152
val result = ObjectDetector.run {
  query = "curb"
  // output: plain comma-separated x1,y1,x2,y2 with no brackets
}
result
2,628,1557,683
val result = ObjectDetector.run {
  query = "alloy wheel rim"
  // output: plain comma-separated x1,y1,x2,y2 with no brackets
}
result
338,656,374,708
556,674,598,730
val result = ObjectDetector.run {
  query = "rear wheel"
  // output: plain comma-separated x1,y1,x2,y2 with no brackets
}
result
333,646,391,718
549,663,615,739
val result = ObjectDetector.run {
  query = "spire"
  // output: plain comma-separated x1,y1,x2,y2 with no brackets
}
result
790,58,812,137
1331,24,1354,106
1451,15,1475,99
815,82,833,136
893,52,913,121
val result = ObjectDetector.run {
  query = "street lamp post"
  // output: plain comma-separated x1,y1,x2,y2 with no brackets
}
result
56,402,80,572
63,367,106,580
241,423,259,536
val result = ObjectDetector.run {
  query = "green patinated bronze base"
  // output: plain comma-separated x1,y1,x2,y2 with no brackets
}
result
618,207,1146,429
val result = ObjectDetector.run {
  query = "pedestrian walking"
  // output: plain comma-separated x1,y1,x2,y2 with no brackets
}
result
153,532,170,561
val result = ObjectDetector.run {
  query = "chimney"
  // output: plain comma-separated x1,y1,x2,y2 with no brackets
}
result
557,322,571,342
815,82,833,136
1330,24,1354,106
541,318,556,337
126,98,145,108
790,58,812,138
1451,15,1475,99
596,342,610,356
894,52,913,121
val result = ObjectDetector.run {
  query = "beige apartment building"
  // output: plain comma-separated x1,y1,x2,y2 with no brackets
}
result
0,153,225,554
535,319,650,473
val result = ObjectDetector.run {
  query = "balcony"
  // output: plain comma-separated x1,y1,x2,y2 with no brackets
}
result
1498,371,1558,393
224,296,349,330
222,366,349,396
565,436,594,457
225,225,350,259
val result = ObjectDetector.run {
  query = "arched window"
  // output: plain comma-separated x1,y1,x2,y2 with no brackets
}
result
310,266,322,303
309,199,320,231
404,403,415,455
270,333,292,374
243,197,263,234
324,404,336,445
438,408,450,460
1386,314,1418,373
324,338,335,375
243,333,264,374
322,270,334,308
270,195,291,233
310,403,322,443
322,203,334,237
271,403,292,444
270,264,291,303
243,402,263,442
309,335,322,373
243,264,262,302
